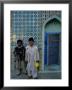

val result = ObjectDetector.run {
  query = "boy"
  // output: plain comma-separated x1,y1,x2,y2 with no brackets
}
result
25,37,40,79
14,40,26,75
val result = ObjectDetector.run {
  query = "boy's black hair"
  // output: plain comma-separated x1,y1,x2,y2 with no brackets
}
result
28,37,34,42
17,39,23,44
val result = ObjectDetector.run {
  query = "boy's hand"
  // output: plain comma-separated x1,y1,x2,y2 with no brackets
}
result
36,61,40,71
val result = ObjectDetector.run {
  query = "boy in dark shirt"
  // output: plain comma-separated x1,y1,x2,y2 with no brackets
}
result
14,40,26,75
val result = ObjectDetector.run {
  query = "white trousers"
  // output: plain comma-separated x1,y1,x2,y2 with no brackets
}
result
27,62,37,78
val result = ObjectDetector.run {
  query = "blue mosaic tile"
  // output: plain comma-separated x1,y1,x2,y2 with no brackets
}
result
11,11,61,50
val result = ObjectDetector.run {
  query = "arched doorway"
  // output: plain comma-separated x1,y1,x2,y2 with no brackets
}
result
42,16,61,71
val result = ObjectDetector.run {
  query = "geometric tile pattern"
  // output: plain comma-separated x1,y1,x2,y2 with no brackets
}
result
11,11,61,48
11,11,61,66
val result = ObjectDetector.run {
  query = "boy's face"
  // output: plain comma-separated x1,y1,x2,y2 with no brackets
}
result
29,41,34,46
18,42,22,47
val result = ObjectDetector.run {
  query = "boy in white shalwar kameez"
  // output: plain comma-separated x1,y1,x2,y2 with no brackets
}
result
25,37,39,79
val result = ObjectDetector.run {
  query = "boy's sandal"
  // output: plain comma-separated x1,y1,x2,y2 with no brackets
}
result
28,76,32,79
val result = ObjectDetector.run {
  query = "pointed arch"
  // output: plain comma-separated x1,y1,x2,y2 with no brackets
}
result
43,16,61,29
42,16,61,71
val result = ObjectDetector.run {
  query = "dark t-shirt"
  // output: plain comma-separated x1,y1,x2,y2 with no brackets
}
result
14,46,25,61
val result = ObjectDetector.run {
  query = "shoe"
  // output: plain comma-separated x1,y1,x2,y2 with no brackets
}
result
24,71,27,75
33,77,38,79
16,70,21,76
28,76,32,79
17,72,21,76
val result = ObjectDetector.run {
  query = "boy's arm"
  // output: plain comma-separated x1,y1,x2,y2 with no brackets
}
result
23,47,26,60
36,47,40,61
25,47,28,62
13,48,17,57
13,48,17,62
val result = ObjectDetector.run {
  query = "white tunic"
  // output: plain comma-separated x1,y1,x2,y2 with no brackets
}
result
25,45,39,78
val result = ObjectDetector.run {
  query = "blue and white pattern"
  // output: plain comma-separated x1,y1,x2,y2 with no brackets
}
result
11,11,61,64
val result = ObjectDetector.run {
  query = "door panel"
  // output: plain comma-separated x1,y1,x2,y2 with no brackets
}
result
48,34,60,65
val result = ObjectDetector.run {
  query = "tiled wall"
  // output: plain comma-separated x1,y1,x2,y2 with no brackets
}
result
11,11,61,68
